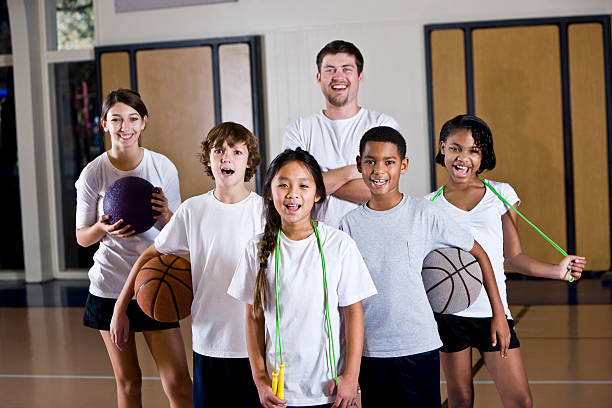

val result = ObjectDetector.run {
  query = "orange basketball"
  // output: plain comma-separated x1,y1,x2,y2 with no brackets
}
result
135,254,193,322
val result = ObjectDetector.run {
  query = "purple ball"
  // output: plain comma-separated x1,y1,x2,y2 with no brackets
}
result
103,176,160,235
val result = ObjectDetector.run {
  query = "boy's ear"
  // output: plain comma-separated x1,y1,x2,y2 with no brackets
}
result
400,157,409,174
356,155,363,173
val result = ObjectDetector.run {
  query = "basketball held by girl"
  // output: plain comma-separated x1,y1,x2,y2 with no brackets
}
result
427,114,586,407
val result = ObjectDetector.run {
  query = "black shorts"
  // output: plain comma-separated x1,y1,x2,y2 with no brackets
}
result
82,292,179,331
434,313,520,353
360,350,441,407
193,352,262,408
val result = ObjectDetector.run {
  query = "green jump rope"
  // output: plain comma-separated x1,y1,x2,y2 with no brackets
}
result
430,179,575,282
271,220,338,399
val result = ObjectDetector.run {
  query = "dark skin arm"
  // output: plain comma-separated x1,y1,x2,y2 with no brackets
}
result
469,240,510,358
502,204,586,279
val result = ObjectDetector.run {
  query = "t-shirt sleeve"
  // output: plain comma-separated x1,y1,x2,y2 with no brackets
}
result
497,182,520,215
154,203,190,254
336,236,378,307
428,206,474,253
282,119,304,151
162,160,182,213
227,240,259,305
75,164,100,229
379,114,400,131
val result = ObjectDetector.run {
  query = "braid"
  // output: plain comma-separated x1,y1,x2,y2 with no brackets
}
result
252,201,281,316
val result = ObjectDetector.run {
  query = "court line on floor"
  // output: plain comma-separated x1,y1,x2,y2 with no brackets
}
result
441,380,612,385
0,374,609,385
0,374,161,380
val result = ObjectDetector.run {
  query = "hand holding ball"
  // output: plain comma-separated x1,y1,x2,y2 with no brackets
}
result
135,254,193,322
103,176,160,235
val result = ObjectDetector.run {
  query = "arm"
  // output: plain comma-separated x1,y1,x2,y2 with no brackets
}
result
333,179,371,204
75,215,135,247
323,165,371,204
110,243,161,350
322,165,361,195
502,208,586,280
246,305,287,408
469,240,510,358
330,301,363,408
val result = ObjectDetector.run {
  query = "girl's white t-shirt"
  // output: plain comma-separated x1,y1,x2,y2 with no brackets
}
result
75,149,181,299
426,179,520,319
228,222,377,406
154,191,264,357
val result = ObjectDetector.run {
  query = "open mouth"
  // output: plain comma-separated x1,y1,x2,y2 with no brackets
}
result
371,178,388,187
119,133,133,140
284,203,301,214
221,168,235,176
331,83,348,90
453,165,471,177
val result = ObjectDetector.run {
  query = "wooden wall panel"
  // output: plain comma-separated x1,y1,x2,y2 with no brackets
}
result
430,29,467,188
99,52,131,149
136,47,216,200
219,43,257,191
569,23,610,269
473,25,567,264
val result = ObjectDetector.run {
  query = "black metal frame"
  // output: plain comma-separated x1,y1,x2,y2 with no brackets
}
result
94,35,266,192
424,15,612,302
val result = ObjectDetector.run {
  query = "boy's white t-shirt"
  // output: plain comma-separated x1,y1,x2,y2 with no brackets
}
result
155,190,264,357
75,149,181,298
228,222,377,406
426,179,520,319
283,108,399,227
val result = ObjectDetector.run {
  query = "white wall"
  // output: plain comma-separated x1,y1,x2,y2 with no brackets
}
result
95,0,612,196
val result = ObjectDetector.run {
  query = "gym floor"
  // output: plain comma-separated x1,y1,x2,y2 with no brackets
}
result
0,276,611,407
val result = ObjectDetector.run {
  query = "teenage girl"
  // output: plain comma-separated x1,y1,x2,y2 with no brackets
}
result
427,114,586,408
228,148,377,408
75,89,192,407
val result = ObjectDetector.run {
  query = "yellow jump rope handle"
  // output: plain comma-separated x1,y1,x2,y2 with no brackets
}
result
276,364,285,399
271,371,279,395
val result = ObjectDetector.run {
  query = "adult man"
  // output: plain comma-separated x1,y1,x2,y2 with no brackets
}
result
282,40,399,227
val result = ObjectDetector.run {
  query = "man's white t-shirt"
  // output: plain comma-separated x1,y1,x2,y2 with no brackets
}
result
283,108,399,227
228,223,377,406
426,179,520,319
75,149,181,299
155,191,264,357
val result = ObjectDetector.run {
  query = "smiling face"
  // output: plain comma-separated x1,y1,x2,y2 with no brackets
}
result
440,129,482,183
317,52,363,108
209,140,249,187
102,102,147,149
270,160,321,229
357,141,408,204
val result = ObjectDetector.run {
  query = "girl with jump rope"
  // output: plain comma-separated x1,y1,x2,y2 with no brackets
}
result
427,114,587,407
228,148,377,408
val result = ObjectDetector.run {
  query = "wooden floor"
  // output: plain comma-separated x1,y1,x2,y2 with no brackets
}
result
0,280,611,407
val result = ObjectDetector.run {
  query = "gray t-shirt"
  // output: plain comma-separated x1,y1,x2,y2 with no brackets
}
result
339,194,474,357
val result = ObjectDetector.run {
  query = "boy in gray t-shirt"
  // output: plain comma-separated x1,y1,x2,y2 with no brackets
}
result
339,126,510,407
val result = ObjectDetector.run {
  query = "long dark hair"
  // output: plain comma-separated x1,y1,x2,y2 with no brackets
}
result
435,114,496,174
252,148,326,314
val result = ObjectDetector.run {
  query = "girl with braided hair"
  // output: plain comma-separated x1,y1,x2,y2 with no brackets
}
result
229,148,376,408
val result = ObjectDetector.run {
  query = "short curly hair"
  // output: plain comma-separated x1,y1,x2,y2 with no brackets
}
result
199,122,261,181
